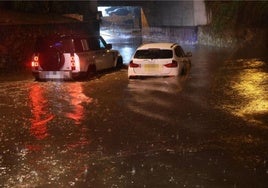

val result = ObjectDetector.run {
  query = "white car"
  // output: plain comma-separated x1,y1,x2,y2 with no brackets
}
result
31,34,123,80
128,43,191,79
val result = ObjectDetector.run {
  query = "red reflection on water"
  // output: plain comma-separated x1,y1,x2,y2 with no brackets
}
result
65,83,92,125
29,84,54,140
29,83,92,141
67,138,91,149
63,83,93,151
26,144,42,152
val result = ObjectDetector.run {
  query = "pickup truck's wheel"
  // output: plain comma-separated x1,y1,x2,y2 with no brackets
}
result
87,64,96,78
116,56,123,68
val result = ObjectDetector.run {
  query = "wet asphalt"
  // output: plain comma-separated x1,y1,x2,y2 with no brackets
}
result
0,39,268,187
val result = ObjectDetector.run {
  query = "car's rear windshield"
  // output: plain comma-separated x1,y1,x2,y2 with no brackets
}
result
35,38,74,53
134,49,173,59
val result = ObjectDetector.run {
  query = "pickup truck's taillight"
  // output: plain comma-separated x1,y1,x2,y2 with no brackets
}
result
70,55,76,70
31,55,39,70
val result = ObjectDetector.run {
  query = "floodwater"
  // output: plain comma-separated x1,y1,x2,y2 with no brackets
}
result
0,34,268,187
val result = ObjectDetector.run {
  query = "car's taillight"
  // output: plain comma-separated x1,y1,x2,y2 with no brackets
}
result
164,60,178,68
129,60,140,68
31,55,39,70
70,55,76,70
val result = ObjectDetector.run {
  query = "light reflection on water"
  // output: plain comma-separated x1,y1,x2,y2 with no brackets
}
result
29,82,93,139
127,77,184,122
64,83,93,124
29,84,54,140
220,59,268,125
3,82,94,187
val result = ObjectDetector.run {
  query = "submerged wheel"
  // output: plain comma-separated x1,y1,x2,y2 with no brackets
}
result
86,64,96,78
181,61,191,75
116,56,123,68
181,65,186,75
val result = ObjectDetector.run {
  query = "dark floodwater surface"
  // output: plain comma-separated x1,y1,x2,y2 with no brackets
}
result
0,37,268,187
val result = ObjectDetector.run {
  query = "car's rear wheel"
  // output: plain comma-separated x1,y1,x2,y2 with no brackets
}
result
34,75,41,81
181,61,191,75
180,65,186,75
86,64,96,78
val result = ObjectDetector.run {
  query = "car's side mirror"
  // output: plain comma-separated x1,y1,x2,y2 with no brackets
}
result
106,44,112,50
186,52,192,57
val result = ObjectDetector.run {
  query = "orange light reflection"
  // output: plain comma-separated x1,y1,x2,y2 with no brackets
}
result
64,83,93,125
29,84,54,140
221,59,268,125
29,82,92,141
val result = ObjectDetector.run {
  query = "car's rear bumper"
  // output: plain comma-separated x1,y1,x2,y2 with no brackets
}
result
128,68,178,78
32,71,85,81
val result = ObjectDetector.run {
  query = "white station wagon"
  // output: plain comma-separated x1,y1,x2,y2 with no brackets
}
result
31,34,123,80
128,43,191,79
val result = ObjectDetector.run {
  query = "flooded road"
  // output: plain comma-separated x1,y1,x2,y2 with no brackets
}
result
0,40,268,187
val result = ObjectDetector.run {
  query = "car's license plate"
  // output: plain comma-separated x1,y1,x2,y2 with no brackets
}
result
40,71,71,79
144,64,159,72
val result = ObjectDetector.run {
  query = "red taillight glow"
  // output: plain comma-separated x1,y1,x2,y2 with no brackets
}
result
31,55,39,70
70,55,76,70
129,60,140,68
164,60,178,68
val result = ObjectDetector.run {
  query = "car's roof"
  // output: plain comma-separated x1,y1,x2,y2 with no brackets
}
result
137,43,178,50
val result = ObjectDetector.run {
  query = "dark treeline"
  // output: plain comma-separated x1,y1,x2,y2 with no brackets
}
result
205,1,268,29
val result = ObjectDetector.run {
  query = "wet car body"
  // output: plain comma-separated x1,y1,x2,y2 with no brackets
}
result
128,43,191,79
31,34,123,81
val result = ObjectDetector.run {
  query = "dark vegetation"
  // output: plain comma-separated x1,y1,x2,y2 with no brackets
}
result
200,1,267,50
205,1,268,30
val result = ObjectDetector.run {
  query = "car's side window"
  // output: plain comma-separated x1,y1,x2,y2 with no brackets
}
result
98,38,106,49
88,37,100,50
81,39,89,51
62,39,75,53
74,39,83,52
180,47,186,57
175,46,185,57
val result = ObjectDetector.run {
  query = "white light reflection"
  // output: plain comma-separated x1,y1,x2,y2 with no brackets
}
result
127,78,182,122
